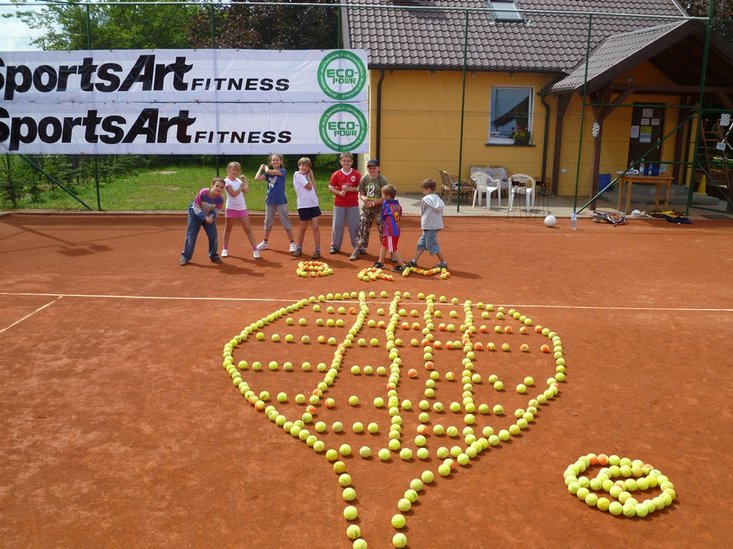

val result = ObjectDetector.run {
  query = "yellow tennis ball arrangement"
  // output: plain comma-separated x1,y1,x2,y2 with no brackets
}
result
564,453,677,517
295,260,334,277
222,291,568,547
401,265,451,279
357,266,394,281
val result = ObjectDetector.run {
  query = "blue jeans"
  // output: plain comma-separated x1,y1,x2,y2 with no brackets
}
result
181,207,219,261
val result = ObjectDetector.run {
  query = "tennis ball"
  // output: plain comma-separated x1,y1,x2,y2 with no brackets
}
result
397,498,412,512
438,463,452,477
343,505,358,520
346,524,361,540
367,422,379,433
391,513,406,529
338,473,352,487
359,446,371,458
493,381,504,391
378,448,391,461
342,487,356,501
393,533,408,548
339,444,352,457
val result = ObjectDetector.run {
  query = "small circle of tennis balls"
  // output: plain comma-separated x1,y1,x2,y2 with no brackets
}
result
393,533,408,548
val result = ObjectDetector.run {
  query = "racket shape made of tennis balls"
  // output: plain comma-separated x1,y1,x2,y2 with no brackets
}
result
222,290,566,547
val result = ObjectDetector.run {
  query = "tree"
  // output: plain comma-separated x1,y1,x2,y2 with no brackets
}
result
684,0,733,41
9,0,202,50
187,0,339,50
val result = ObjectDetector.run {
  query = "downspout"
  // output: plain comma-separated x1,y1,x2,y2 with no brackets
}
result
538,76,564,193
376,69,385,161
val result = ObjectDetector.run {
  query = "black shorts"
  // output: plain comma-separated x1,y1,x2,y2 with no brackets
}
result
298,206,322,221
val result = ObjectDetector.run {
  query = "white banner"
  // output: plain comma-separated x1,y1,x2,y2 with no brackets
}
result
0,49,369,154
0,102,369,154
0,49,368,103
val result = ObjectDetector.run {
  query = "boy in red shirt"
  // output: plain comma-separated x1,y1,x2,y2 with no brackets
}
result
328,152,361,257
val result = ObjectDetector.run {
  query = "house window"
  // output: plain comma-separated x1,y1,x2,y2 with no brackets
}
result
488,1,523,22
489,87,533,144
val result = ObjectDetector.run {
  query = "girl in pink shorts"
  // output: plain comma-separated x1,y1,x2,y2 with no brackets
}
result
221,162,260,259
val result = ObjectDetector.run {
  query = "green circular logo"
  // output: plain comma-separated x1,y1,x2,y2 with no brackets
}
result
319,104,368,152
317,50,367,100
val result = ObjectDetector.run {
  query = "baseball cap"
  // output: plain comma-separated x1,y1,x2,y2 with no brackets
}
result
366,159,379,167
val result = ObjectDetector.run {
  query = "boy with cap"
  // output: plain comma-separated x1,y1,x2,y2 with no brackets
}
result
351,158,389,261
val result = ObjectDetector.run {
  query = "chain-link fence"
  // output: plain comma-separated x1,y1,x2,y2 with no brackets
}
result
1,1,730,214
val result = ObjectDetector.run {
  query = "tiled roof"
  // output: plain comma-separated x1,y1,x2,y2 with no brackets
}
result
550,20,689,93
343,0,689,73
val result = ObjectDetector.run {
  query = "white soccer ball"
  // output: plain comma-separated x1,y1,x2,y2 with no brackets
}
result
544,214,557,227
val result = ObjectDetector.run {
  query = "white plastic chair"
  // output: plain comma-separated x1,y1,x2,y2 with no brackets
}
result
508,173,536,212
471,171,501,209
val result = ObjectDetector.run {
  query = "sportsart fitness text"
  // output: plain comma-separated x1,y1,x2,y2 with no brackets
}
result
0,50,369,154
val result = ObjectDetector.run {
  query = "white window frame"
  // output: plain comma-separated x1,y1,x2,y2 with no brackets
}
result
488,0,524,22
488,86,534,145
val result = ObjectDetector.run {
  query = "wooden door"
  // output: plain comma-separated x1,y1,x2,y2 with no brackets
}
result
627,103,665,171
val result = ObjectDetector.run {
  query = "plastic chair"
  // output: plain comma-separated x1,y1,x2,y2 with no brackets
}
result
471,171,501,208
508,173,536,212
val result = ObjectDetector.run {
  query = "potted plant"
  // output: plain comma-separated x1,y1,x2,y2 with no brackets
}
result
512,127,530,145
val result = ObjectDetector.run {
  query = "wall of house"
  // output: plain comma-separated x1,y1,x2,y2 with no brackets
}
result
367,69,555,193
554,62,683,197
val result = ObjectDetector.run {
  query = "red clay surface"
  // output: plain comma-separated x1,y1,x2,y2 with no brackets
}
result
1,212,732,548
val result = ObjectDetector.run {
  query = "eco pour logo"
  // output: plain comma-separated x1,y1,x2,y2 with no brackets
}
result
319,104,368,152
317,50,367,101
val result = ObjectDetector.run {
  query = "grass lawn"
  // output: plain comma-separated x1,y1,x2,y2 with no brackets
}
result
2,157,342,212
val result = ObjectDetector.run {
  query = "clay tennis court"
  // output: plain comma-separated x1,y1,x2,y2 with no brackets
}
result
1,212,731,548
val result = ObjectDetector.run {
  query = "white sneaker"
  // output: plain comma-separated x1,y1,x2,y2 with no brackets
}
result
256,241,268,251
289,242,297,253
221,249,228,258
253,250,261,259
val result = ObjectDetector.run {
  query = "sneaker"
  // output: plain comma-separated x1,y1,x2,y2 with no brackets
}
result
349,251,359,261
436,262,448,269
329,246,339,254
211,256,223,264
407,259,418,268
253,250,261,259
293,247,302,257
393,265,406,273
358,248,367,256
288,242,297,253
179,257,189,266
373,262,385,269
256,240,268,251
221,249,228,258
311,250,321,260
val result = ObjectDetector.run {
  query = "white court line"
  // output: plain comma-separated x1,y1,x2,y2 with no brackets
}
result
0,291,731,313
0,296,63,334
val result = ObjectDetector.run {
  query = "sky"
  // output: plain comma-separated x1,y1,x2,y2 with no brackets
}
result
0,5,44,51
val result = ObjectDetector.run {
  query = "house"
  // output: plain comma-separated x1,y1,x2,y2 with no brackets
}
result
342,0,733,202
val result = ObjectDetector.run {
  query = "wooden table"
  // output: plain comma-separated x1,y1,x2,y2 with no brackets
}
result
616,174,673,213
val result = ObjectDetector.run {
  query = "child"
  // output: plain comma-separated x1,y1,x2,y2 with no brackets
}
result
221,162,260,260
254,153,297,253
373,185,406,272
180,177,225,266
292,157,322,259
407,178,448,270
353,158,389,260
328,152,361,257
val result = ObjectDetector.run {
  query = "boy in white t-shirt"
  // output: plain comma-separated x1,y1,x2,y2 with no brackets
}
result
292,157,322,259
221,162,260,259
